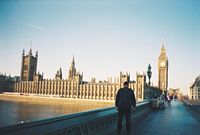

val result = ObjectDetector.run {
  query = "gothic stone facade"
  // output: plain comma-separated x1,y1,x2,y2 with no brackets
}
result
14,72,146,101
14,50,147,101
21,49,38,81
0,74,15,92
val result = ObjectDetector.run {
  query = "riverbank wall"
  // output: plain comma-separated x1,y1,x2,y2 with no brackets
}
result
0,92,114,107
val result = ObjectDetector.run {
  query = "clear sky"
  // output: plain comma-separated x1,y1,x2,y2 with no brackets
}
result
0,0,199,94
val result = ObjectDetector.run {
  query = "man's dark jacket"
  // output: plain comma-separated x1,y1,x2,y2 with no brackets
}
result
115,87,136,108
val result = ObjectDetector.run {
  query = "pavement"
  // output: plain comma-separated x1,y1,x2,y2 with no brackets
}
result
130,100,200,135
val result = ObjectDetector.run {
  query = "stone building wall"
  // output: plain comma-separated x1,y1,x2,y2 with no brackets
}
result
13,74,146,101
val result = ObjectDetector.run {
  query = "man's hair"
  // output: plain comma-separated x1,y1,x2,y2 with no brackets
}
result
123,81,129,86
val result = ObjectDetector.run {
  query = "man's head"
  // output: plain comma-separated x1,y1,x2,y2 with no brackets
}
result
123,81,129,88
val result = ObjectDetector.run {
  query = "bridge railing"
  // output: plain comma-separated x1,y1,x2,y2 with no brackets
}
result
182,99,200,116
0,100,150,135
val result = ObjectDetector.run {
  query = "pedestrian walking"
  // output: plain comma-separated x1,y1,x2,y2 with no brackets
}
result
167,94,171,106
115,81,136,135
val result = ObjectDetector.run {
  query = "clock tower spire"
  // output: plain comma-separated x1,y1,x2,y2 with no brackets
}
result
158,41,168,92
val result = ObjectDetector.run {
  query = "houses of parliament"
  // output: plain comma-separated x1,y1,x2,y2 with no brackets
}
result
11,45,168,101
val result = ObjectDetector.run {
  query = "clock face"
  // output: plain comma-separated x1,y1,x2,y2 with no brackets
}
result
160,61,166,67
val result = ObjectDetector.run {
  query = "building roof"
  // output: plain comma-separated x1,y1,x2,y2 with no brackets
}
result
191,75,200,88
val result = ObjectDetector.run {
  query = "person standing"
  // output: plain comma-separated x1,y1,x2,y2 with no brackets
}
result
115,81,136,135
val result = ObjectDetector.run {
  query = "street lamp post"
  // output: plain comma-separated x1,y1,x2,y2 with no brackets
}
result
147,64,152,99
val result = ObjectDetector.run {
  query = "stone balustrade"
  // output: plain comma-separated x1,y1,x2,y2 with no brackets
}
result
0,101,150,135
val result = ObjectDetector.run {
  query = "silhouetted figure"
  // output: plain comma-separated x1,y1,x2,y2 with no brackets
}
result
115,81,136,135
154,93,158,99
167,94,171,106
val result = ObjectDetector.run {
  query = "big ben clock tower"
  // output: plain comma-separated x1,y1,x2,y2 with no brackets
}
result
158,44,168,92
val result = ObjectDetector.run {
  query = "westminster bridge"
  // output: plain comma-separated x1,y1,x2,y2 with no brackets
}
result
0,100,200,135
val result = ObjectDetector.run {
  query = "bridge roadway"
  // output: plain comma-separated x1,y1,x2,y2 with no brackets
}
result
128,101,200,135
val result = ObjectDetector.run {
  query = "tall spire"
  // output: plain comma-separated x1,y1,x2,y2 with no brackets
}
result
161,46,165,54
35,51,38,58
72,54,75,65
22,49,25,56
71,54,75,68
29,48,32,56
68,55,76,81
161,39,166,54
59,67,62,76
